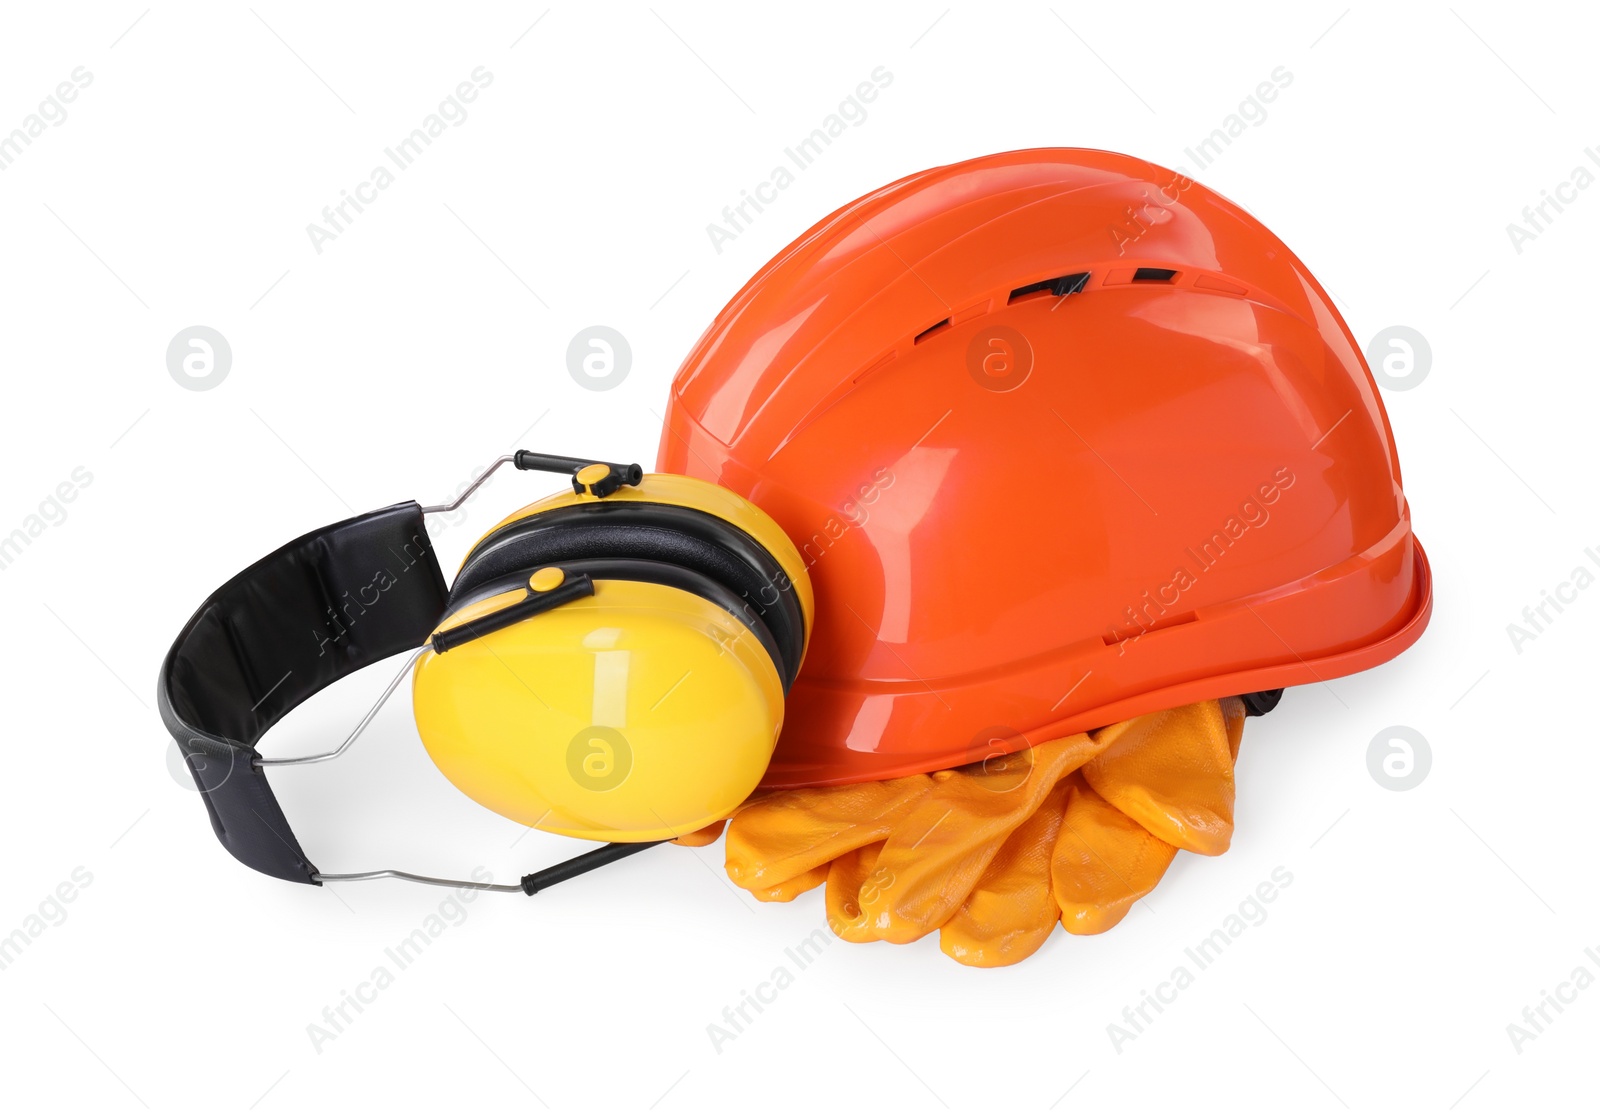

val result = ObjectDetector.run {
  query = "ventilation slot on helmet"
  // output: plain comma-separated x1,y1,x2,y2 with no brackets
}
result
913,318,951,344
1008,272,1091,303
1131,267,1177,283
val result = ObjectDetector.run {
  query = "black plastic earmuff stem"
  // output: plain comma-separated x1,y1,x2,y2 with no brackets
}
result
512,451,643,497
430,573,596,653
520,840,668,895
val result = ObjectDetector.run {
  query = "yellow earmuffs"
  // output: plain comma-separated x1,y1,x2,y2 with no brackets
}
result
159,452,811,891
415,472,815,841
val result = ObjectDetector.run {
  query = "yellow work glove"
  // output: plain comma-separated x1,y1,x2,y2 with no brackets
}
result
724,772,937,899
723,697,1247,967
1051,697,1245,936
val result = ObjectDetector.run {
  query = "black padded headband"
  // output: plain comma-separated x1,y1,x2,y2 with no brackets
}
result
157,503,450,883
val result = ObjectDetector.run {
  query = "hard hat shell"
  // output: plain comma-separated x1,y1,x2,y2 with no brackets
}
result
657,148,1432,789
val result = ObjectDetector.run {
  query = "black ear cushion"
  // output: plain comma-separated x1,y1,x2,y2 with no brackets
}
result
448,559,792,691
448,502,806,687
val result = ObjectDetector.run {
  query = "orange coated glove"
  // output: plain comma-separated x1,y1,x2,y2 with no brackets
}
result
723,697,1247,967
1052,696,1245,935
671,819,727,847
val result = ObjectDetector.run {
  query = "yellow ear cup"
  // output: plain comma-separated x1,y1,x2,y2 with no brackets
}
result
411,579,785,842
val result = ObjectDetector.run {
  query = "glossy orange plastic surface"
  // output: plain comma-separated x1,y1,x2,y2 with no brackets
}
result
659,147,1432,788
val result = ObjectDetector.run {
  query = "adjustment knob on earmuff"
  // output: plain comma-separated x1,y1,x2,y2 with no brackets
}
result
574,462,626,498
528,566,566,592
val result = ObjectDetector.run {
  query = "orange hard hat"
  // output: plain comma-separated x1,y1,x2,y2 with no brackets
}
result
658,147,1432,790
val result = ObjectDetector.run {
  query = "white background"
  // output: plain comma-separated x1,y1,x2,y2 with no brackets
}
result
0,2,1594,1114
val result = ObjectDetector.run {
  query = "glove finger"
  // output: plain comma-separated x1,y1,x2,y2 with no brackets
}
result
862,731,1106,944
825,841,888,943
671,819,726,847
1220,695,1246,762
749,862,830,903
724,774,934,893
1052,775,1176,935
1083,700,1237,856
939,780,1070,968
